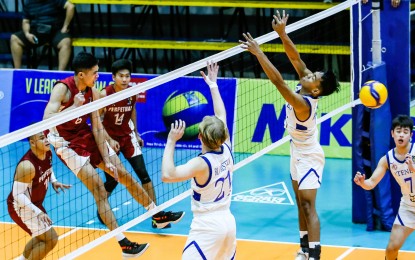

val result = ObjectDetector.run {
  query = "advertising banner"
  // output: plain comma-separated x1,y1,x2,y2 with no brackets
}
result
235,78,352,158
0,70,237,150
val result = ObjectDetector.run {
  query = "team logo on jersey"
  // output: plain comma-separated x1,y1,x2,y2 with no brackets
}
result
231,182,294,205
391,163,398,171
127,97,132,105
410,194,415,203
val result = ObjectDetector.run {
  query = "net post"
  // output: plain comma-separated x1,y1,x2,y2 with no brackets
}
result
371,0,382,65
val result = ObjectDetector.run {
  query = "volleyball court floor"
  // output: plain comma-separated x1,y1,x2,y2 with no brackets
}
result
1,149,415,259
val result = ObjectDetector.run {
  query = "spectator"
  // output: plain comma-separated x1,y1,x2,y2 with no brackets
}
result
10,0,75,70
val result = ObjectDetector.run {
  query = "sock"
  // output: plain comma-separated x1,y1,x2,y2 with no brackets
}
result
300,231,309,252
309,242,320,249
145,202,156,211
309,243,321,260
18,256,27,260
115,233,126,242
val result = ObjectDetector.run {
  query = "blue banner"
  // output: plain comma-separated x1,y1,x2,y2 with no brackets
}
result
136,77,237,149
0,69,14,136
1,70,237,149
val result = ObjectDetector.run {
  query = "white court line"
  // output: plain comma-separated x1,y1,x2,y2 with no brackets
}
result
336,247,356,259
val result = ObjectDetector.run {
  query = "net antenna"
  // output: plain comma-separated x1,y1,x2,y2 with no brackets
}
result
371,0,382,65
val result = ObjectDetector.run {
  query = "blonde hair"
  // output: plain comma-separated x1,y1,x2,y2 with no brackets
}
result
199,116,228,150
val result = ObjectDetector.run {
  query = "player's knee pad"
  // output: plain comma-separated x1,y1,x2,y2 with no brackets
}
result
127,155,151,184
104,172,118,193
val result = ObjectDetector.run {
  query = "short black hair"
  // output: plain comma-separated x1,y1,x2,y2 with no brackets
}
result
391,114,414,131
319,70,340,96
72,52,99,75
111,59,132,75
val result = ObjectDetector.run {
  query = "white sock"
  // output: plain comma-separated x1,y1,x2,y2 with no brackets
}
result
145,202,156,211
309,242,320,248
115,233,126,241
300,231,308,239
18,256,28,260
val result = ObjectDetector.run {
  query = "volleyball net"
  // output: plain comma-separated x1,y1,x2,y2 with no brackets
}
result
0,0,361,259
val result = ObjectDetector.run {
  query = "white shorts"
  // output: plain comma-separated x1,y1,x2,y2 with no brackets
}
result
183,211,236,260
49,133,116,176
394,201,415,230
11,203,51,237
290,142,325,190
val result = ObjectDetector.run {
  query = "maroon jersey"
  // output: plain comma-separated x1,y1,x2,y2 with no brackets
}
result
54,76,94,141
102,84,136,137
7,150,53,208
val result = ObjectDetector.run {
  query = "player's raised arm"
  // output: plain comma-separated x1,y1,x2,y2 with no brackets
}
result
272,10,311,78
162,120,208,183
354,155,389,190
200,62,227,124
240,33,310,113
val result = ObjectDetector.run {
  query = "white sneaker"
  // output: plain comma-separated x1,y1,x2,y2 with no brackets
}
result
295,249,309,260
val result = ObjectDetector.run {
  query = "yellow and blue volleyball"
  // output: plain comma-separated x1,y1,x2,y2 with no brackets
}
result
359,80,388,109
162,90,210,139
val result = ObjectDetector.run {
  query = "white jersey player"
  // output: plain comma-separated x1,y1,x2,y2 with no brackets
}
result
354,115,415,260
162,62,237,259
240,10,340,260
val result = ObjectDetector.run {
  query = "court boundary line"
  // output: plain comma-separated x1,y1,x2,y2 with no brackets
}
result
2,221,414,254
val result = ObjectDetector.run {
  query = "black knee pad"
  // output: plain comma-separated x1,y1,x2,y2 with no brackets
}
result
127,155,151,184
104,172,118,193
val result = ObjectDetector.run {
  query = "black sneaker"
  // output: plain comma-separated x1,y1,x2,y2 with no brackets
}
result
151,211,185,229
120,241,149,258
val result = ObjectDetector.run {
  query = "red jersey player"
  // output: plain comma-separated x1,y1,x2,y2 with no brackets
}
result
99,59,184,229
43,53,183,257
7,131,71,260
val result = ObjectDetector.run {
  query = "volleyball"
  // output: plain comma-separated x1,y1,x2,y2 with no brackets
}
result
359,80,388,109
162,90,210,139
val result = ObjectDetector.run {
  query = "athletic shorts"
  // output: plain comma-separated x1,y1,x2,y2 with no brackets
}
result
48,131,115,175
13,29,71,49
394,201,415,230
290,141,325,190
182,210,236,260
8,201,51,237
111,131,142,159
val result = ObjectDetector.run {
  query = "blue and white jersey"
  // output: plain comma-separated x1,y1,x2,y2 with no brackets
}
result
191,142,234,214
284,86,320,148
386,144,415,207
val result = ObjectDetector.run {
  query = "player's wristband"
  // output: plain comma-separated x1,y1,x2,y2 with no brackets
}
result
208,83,218,89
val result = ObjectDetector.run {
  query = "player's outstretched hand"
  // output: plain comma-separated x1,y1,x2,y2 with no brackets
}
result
353,171,365,186
168,120,185,142
52,182,72,194
239,32,262,56
405,153,415,172
200,61,219,87
272,10,289,35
